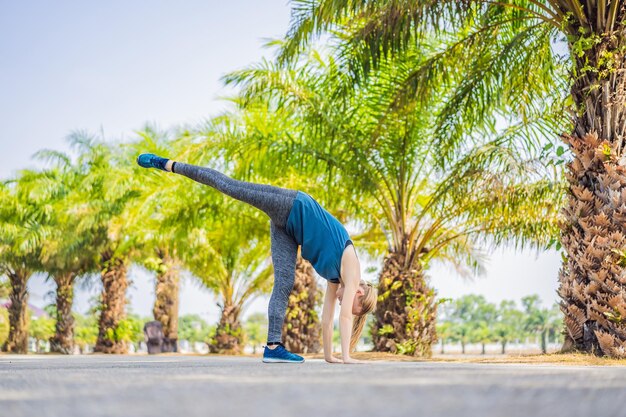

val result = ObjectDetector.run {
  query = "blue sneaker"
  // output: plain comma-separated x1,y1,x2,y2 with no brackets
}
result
136,153,169,171
262,343,304,363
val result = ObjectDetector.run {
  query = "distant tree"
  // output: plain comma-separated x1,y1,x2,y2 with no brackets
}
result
244,313,268,354
471,300,497,355
178,314,213,352
29,315,55,353
435,321,453,354
74,313,98,354
445,295,491,354
493,300,525,354
522,295,563,354
121,315,150,352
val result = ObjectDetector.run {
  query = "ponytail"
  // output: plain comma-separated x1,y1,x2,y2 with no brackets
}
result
349,281,378,352
350,314,369,352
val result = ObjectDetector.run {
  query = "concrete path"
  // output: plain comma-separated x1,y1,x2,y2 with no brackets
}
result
1,355,625,417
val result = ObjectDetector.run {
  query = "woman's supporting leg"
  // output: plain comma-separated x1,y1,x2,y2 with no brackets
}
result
267,221,298,344
173,162,297,228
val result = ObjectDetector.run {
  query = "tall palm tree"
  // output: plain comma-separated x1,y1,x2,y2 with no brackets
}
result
28,152,100,354
63,133,140,354
280,0,626,357
0,178,45,353
127,127,188,353
41,193,87,354
224,45,563,355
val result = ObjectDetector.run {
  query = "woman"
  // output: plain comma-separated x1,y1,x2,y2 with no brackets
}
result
137,154,377,364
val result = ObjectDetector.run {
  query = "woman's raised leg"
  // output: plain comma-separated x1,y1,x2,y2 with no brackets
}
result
173,162,297,228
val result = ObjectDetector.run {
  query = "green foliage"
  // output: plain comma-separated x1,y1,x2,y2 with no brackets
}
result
179,314,214,347
439,294,563,353
0,277,8,299
74,313,99,351
29,316,55,341
377,324,394,336
244,312,268,352
224,40,565,289
104,314,148,345
0,307,8,346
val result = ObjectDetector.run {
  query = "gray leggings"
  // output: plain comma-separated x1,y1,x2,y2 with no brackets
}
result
173,162,298,344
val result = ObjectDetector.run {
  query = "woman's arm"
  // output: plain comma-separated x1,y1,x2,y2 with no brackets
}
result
338,281,358,362
322,281,341,363
338,245,363,364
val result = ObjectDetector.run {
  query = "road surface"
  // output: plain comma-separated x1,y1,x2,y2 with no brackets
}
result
1,355,625,417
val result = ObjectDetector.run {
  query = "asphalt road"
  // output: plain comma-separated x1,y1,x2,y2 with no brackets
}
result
1,355,625,417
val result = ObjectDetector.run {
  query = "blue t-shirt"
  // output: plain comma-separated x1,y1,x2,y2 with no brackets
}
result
285,191,352,281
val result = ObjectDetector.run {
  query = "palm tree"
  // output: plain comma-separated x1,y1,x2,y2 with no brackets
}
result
127,127,189,353
280,0,626,358
0,176,47,353
33,140,134,354
27,157,98,354
60,133,140,354
179,314,214,353
145,248,181,352
223,46,562,355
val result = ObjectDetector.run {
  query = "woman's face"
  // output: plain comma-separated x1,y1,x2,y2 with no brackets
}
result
336,284,364,315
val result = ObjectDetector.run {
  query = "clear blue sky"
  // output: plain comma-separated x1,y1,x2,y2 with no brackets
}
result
1,1,561,322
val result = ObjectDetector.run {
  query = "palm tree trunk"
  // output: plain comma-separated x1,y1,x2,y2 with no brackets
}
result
94,254,129,354
153,251,180,353
49,273,76,354
210,302,242,353
282,256,322,353
372,251,437,356
559,35,626,358
2,269,30,353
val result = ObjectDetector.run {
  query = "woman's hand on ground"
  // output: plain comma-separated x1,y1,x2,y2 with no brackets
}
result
325,356,343,364
342,357,366,364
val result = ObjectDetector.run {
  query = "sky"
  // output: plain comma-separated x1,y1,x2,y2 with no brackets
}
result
0,1,562,323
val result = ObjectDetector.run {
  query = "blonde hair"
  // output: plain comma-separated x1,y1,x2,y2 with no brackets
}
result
349,280,378,352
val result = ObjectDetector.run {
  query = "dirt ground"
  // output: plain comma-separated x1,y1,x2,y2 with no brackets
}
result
303,351,626,366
